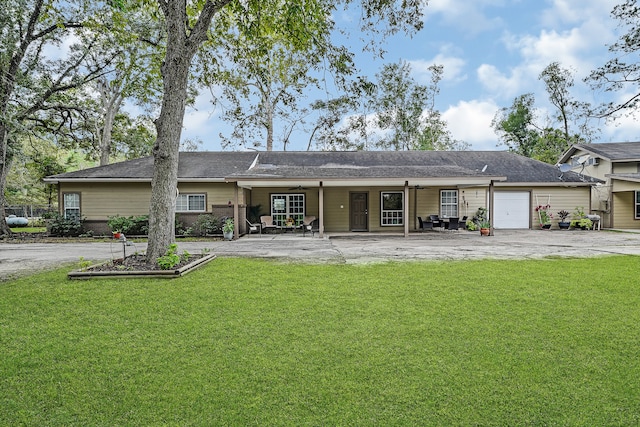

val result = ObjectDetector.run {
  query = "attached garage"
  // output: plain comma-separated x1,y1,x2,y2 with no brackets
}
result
494,191,530,229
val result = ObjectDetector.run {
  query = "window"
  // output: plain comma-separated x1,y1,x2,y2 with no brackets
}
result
63,193,80,221
176,194,205,212
636,191,640,219
440,190,458,218
381,191,403,226
271,194,305,225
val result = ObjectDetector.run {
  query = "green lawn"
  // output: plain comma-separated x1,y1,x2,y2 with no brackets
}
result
10,226,46,233
1,256,639,425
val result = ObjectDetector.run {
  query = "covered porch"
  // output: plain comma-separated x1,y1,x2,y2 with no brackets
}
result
228,175,506,239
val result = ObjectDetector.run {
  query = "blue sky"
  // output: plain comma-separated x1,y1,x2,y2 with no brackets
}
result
179,0,638,152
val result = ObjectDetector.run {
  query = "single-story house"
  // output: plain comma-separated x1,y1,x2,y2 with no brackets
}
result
44,150,600,237
558,142,640,229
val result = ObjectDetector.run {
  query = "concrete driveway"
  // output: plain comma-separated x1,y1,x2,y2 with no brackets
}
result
1,229,639,280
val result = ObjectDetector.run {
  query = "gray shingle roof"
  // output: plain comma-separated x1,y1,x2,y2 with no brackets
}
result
46,150,592,184
46,152,257,180
566,142,640,161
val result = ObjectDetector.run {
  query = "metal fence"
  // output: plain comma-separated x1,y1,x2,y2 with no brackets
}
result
4,205,56,218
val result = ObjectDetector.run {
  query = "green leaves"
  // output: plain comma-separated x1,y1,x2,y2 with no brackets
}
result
587,0,640,118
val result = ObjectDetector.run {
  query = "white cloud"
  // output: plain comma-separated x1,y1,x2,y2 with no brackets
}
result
442,99,500,150
601,117,640,143
409,46,467,84
541,0,615,28
475,0,618,104
426,0,506,34
476,63,540,100
42,33,80,62
182,91,226,150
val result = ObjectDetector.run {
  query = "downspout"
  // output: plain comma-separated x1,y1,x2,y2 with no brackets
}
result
404,181,409,237
414,186,418,231
57,184,62,216
319,182,324,238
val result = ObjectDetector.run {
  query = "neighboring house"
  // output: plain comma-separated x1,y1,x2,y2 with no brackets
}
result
44,150,597,237
558,142,640,229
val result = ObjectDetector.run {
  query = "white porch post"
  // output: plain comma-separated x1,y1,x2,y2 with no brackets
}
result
404,181,409,237
319,182,324,238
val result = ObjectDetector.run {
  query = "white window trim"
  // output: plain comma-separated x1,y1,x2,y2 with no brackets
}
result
176,193,206,212
63,192,80,221
270,193,305,226
440,189,459,218
380,191,404,226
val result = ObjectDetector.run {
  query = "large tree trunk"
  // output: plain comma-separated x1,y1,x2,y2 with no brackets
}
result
145,0,228,262
98,80,124,166
145,52,190,261
0,125,13,236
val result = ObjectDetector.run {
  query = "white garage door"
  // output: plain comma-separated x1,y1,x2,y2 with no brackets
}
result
494,192,530,229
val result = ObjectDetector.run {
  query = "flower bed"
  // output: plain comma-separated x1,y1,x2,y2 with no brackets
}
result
68,253,217,279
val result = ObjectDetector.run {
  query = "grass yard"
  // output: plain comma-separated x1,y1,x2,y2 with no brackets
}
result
10,227,46,233
1,256,639,425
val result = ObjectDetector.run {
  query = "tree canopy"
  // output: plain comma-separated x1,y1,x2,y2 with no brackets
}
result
587,0,640,119
144,0,428,259
309,61,466,151
0,0,118,234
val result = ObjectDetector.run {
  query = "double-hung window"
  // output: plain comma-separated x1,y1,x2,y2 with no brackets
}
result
381,191,403,226
271,194,305,225
176,194,206,212
440,190,458,218
636,191,640,219
63,193,80,221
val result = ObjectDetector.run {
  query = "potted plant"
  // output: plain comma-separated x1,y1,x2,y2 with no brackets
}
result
222,218,234,240
557,210,570,229
569,206,593,230
571,217,593,230
465,219,478,231
535,204,552,229
478,220,491,236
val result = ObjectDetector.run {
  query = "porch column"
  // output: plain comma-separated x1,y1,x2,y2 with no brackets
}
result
233,184,239,240
489,180,494,236
404,181,409,237
319,182,324,238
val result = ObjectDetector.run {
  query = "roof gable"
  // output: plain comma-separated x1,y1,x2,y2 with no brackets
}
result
560,142,640,163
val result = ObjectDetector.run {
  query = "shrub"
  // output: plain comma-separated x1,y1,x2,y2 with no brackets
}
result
107,215,149,236
156,244,181,270
28,218,46,227
47,213,84,237
192,214,222,236
175,215,187,235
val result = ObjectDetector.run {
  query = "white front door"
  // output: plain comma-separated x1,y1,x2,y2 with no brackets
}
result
494,191,530,229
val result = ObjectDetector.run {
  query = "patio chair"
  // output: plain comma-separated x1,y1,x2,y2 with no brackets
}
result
245,218,262,237
300,215,317,236
260,215,279,233
418,216,434,231
445,217,460,230
429,214,443,229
